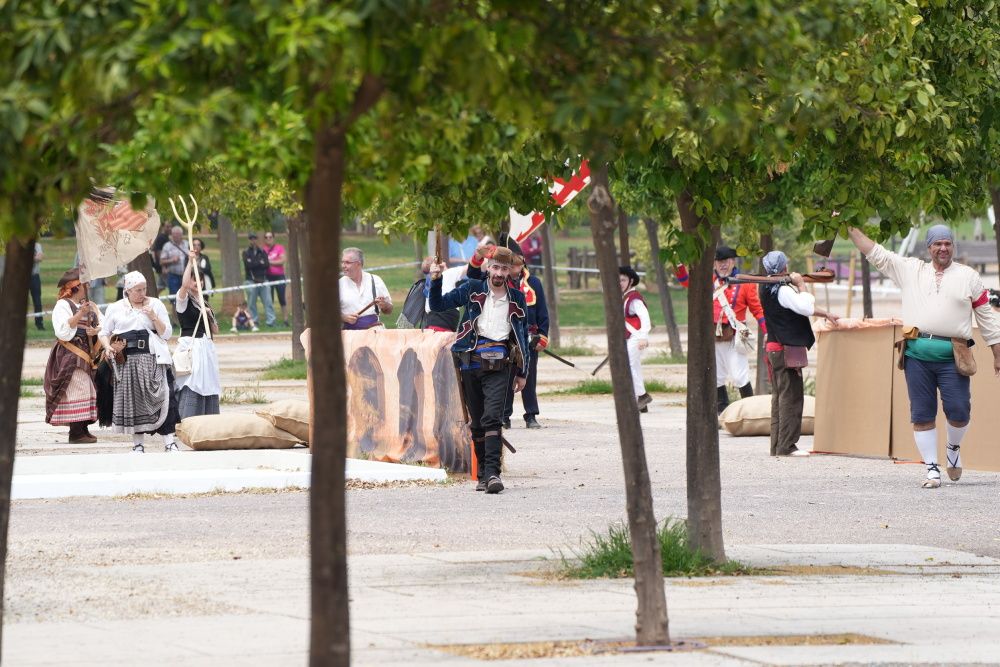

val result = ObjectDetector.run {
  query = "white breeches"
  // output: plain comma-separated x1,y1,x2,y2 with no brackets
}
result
715,338,750,387
627,337,645,397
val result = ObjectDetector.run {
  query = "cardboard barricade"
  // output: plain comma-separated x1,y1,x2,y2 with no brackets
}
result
814,318,1000,471
302,328,471,473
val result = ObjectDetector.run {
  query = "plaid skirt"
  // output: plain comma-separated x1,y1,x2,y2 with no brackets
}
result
111,353,178,435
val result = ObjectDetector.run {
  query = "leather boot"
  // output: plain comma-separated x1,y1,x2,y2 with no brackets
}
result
473,437,486,491
716,385,730,415
738,382,754,399
68,422,97,444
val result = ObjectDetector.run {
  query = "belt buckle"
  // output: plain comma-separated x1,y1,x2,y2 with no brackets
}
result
137,339,146,349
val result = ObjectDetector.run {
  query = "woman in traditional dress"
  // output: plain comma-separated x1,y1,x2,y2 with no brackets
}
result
99,271,179,453
44,268,103,443
174,250,221,419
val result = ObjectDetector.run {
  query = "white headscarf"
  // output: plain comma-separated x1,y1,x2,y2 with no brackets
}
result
123,271,147,291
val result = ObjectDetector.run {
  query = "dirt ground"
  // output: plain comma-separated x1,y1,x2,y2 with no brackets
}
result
9,325,1000,627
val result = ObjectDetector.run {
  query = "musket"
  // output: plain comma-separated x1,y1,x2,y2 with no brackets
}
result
541,347,580,368
354,299,377,317
591,355,610,376
726,268,836,285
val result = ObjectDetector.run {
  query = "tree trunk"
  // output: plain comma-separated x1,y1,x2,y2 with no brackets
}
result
991,187,1000,270
287,211,306,362
675,191,725,561
217,214,242,317
755,233,773,394
540,220,560,349
308,130,351,665
587,165,670,645
0,236,35,655
126,251,159,298
642,218,682,358
861,254,873,319
618,206,631,266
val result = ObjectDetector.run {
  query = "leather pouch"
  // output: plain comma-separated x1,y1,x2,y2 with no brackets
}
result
952,338,977,376
783,346,809,369
895,326,919,370
715,323,736,342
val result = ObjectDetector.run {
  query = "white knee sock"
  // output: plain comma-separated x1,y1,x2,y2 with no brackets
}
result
132,434,144,446
913,429,939,479
946,423,968,469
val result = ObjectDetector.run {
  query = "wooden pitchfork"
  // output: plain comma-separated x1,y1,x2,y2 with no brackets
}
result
169,194,212,336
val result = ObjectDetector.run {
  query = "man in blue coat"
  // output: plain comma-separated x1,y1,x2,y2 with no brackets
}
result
429,246,529,494
470,250,549,428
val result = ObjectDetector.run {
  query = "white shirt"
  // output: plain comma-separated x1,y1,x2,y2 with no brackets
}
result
100,297,173,364
52,299,104,342
624,290,651,340
339,271,392,317
776,285,816,317
477,288,512,341
867,243,1000,344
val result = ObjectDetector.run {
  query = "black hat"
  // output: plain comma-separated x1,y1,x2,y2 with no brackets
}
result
247,232,258,239
618,265,640,288
715,245,737,261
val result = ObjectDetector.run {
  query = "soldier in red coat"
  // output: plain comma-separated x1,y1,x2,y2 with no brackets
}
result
677,245,766,414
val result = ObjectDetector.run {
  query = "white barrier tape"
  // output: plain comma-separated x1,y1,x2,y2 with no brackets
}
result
25,260,421,319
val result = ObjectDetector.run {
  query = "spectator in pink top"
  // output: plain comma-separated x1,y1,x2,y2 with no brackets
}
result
263,231,288,325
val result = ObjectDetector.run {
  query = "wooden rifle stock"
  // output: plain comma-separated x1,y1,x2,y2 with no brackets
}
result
728,268,836,285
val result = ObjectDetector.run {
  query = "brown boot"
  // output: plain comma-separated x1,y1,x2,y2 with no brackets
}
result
68,422,97,444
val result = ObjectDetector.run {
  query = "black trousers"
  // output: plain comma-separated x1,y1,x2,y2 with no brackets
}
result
504,349,538,420
462,364,512,480
30,274,43,329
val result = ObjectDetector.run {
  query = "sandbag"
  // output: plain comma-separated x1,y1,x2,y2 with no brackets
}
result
255,399,311,442
720,394,815,437
176,413,302,450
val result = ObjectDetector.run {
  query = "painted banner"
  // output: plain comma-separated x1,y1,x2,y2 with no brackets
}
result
341,329,472,472
75,193,161,282
508,159,591,242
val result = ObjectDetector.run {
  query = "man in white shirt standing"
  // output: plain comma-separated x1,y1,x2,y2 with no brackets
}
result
758,251,840,458
847,225,1000,488
340,247,393,330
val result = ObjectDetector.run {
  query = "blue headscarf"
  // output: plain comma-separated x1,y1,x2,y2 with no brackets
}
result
925,224,954,247
762,251,788,275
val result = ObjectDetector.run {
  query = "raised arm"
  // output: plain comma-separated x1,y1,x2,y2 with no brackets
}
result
847,227,876,256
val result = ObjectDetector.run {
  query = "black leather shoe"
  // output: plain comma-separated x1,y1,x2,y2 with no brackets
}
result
501,418,512,429
486,476,504,494
475,479,487,492
524,416,541,429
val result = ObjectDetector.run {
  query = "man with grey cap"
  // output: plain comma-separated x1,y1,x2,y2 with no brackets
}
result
848,225,1000,488
759,251,840,457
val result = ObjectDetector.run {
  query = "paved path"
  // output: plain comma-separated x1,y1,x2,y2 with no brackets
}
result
7,545,1000,665
11,330,1000,664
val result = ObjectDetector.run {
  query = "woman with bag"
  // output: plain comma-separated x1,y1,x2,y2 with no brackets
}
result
758,251,840,457
173,251,221,420
99,271,180,453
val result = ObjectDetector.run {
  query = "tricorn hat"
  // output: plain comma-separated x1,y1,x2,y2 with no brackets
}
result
715,245,737,261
